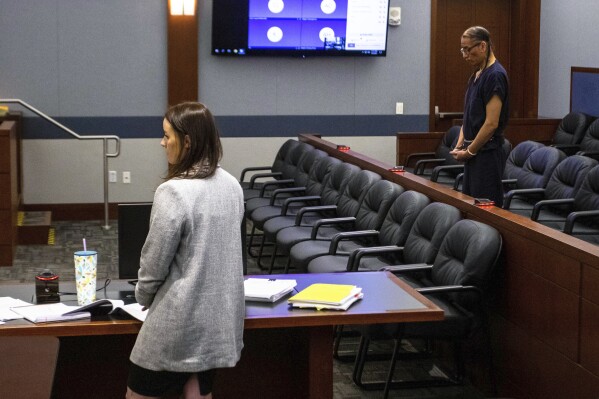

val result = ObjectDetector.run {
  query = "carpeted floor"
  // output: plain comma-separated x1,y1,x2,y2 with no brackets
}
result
0,220,487,399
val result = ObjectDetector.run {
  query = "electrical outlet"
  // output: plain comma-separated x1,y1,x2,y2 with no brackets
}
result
123,171,131,184
109,170,117,183
395,102,404,115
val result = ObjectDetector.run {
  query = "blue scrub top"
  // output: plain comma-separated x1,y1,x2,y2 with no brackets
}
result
463,61,509,150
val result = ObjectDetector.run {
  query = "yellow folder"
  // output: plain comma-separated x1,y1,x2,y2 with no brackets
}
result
288,283,358,306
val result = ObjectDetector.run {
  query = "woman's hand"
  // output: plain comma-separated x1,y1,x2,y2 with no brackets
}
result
450,148,472,162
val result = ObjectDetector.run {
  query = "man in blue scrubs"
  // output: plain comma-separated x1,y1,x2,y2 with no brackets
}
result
450,26,509,206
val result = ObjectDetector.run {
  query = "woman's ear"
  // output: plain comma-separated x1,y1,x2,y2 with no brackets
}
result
184,135,191,149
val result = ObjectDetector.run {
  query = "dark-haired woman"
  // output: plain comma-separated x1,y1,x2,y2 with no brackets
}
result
450,26,509,206
126,102,245,399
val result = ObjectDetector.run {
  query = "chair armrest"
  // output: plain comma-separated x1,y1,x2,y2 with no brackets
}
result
311,217,356,240
347,246,405,272
294,205,337,225
281,196,321,215
453,172,464,191
531,198,574,221
414,158,445,175
328,230,379,254
269,187,306,204
564,210,599,234
380,264,432,273
259,179,295,197
417,285,481,297
503,188,546,209
240,166,272,182
247,172,283,189
431,164,464,182
577,150,599,161
405,152,436,167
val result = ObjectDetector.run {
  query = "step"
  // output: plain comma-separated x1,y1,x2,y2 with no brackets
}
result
17,211,53,245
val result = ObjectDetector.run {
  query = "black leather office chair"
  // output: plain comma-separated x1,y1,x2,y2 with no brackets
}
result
287,180,404,272
239,139,299,192
550,112,594,155
503,155,597,218
576,118,599,161
352,220,503,398
271,169,382,273
503,146,566,209
306,191,430,274
249,155,341,269
531,164,599,244
243,141,313,202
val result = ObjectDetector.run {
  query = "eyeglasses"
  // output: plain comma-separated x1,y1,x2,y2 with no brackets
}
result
460,42,481,55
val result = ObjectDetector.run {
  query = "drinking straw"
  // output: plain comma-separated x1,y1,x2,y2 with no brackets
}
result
83,238,87,252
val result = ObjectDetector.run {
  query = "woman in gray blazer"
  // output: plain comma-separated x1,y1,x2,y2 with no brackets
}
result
126,102,245,399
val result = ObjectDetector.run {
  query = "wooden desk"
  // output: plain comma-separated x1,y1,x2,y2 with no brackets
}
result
0,272,442,399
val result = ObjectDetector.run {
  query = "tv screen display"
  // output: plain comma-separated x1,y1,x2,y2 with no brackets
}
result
212,0,390,57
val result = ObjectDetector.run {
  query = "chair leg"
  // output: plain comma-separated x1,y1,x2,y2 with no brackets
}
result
352,336,371,387
383,337,403,399
256,234,268,270
247,224,257,254
283,256,292,274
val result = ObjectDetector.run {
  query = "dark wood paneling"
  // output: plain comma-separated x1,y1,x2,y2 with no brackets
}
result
581,299,599,377
167,2,199,106
396,132,445,166
493,315,599,399
583,263,599,305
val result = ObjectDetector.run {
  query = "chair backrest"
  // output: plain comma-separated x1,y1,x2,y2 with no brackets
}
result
402,202,462,265
503,140,545,180
354,181,404,231
320,162,360,206
553,112,594,146
573,164,599,212
271,139,300,174
436,125,462,168
580,118,599,154
281,142,313,180
545,155,598,201
336,170,381,218
304,156,342,197
378,191,431,248
292,148,327,188
431,220,502,293
517,146,566,189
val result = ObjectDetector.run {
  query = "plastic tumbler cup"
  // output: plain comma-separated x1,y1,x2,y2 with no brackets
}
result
74,250,97,305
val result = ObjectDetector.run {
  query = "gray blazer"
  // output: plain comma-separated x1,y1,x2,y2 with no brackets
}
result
130,168,245,372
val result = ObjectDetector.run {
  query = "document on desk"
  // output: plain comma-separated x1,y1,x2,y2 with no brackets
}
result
11,299,147,323
0,297,32,322
244,278,297,302
288,284,364,310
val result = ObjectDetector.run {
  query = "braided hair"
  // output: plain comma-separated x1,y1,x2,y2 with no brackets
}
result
463,26,493,72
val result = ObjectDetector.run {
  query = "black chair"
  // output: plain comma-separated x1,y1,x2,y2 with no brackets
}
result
503,155,597,218
576,118,599,161
271,169,382,273
405,126,462,183
550,112,594,155
259,162,360,272
531,164,599,244
306,191,431,274
502,146,566,208
501,140,545,186
239,139,299,193
242,141,313,202
244,147,327,215
249,155,342,269
352,220,503,398
287,180,404,272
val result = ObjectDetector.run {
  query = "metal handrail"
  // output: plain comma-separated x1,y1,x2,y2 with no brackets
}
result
0,99,121,230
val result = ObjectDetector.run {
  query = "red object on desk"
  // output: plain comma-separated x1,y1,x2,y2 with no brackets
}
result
336,145,350,152
389,166,405,174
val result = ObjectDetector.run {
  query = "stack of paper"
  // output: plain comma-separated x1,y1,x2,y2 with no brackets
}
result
288,283,363,310
244,278,297,302
0,297,32,323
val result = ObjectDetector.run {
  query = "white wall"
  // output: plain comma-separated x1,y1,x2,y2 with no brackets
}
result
538,0,599,117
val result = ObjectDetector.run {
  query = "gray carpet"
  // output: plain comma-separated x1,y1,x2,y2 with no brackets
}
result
0,220,487,399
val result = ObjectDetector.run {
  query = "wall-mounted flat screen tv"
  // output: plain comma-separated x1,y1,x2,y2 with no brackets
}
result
212,0,390,57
